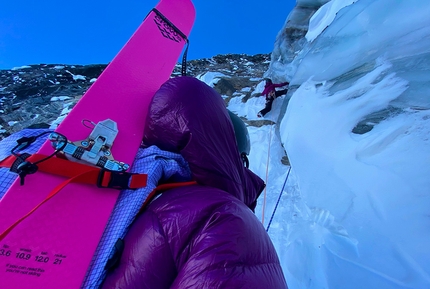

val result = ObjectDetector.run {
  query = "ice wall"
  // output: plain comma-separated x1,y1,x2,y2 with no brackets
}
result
269,0,430,288
266,0,330,82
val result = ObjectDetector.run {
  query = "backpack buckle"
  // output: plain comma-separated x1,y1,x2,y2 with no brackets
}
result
97,169,134,190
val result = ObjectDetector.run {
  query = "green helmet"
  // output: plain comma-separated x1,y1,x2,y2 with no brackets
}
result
227,110,250,168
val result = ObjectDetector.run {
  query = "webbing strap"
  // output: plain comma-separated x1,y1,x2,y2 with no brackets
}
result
0,154,196,241
0,154,148,241
0,154,148,189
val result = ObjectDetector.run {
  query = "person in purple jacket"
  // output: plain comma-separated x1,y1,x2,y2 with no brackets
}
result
101,76,288,289
257,78,289,118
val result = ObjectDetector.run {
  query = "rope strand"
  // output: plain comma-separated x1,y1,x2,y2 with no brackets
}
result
266,166,291,232
261,124,273,226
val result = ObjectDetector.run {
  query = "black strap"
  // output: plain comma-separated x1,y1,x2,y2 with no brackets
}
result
104,238,125,271
10,153,32,173
151,8,190,76
241,152,249,169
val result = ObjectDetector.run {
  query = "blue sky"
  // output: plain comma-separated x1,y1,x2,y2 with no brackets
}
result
0,0,294,69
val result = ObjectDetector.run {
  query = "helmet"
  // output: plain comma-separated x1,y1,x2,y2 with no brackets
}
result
227,110,251,168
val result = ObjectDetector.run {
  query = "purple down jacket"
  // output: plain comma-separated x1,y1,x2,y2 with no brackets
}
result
102,77,288,289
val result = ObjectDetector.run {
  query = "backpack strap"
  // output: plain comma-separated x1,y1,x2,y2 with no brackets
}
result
104,180,198,272
0,153,195,242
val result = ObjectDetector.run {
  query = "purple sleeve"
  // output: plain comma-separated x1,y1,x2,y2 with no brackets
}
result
101,210,177,289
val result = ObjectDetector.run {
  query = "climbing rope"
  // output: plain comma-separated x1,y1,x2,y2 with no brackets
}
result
266,166,291,232
261,124,273,226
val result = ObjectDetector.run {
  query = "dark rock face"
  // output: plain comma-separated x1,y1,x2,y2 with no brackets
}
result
0,54,270,139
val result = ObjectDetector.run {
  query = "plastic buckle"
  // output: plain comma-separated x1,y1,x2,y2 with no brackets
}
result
97,169,133,190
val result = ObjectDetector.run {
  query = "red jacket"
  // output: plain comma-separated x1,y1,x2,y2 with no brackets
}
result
101,77,288,289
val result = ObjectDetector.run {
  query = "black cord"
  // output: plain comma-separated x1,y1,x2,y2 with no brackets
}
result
10,131,68,185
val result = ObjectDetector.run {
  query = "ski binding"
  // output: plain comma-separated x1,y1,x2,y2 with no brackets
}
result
49,119,129,171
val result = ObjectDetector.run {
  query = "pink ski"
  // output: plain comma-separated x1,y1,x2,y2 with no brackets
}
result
0,0,195,288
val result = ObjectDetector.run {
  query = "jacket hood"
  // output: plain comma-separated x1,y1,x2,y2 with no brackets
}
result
143,77,264,209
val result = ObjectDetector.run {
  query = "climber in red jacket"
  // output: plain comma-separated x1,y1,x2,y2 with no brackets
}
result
258,79,289,117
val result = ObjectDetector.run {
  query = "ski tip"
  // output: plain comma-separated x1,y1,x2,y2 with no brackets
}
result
156,0,196,36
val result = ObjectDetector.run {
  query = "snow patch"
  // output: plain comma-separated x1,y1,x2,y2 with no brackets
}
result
196,71,229,87
66,70,86,81
306,0,357,42
11,65,31,70
50,96,72,102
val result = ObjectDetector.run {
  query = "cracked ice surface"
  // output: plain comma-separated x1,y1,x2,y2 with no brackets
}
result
278,59,430,288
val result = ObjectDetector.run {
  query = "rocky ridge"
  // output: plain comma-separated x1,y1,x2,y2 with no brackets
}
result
0,53,271,140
